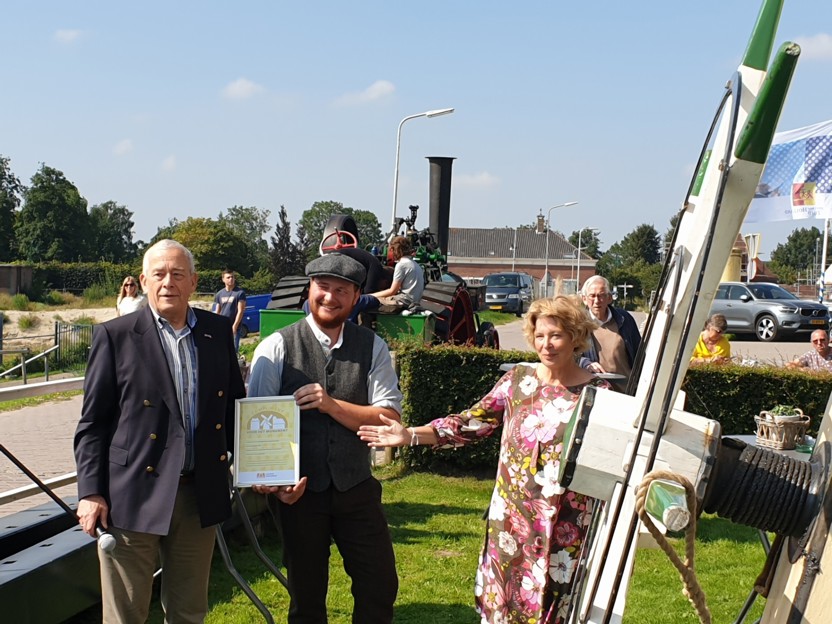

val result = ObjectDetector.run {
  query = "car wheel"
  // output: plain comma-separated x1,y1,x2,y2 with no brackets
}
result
515,302,524,318
755,314,778,342
239,324,249,339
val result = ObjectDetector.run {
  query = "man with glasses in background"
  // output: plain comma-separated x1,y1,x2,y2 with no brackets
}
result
579,275,642,391
786,329,832,372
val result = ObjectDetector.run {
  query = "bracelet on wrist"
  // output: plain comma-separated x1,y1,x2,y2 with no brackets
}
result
408,427,419,447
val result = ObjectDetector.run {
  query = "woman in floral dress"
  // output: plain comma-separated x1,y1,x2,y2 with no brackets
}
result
359,296,611,623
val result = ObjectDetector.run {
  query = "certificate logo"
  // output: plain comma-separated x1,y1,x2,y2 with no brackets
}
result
248,412,288,432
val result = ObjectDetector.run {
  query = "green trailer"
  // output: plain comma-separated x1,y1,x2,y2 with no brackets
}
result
259,309,436,344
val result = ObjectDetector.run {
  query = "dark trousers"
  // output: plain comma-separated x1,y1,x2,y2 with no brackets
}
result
278,477,398,624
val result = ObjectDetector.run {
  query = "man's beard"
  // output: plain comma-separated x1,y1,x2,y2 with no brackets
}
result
310,300,351,328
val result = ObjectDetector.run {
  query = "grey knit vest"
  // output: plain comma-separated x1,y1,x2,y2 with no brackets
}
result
279,320,374,492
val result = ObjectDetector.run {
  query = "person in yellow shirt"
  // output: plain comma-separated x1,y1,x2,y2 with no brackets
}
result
691,313,731,364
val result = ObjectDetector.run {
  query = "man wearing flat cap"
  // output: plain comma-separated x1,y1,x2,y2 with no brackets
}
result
248,252,402,623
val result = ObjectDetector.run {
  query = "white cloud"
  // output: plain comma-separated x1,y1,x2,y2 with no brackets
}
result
334,80,395,106
222,77,265,100
113,139,133,156
161,155,177,172
795,33,832,60
54,29,82,44
455,172,500,189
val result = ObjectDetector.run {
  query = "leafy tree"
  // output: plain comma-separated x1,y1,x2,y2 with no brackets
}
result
168,217,252,275
219,205,271,271
239,267,276,294
766,259,796,284
88,200,138,263
15,164,89,262
595,241,624,278
297,201,382,262
770,226,822,275
617,223,661,265
568,228,602,259
661,212,682,262
0,155,24,260
151,218,180,243
665,212,681,246
270,206,306,280
351,209,383,249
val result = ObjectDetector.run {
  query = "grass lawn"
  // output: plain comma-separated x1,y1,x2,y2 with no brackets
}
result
477,310,522,327
67,469,763,623
0,389,82,412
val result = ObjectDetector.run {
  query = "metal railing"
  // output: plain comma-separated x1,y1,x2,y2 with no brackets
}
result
0,321,91,385
0,471,77,507
0,345,64,384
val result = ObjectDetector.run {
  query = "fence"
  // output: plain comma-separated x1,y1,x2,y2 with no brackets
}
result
0,322,91,383
53,321,93,369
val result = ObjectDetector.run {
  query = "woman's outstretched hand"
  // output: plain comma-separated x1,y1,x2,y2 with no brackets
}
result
358,414,409,448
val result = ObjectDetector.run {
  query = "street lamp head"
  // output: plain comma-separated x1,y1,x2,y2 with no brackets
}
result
425,107,455,118
546,201,579,217
391,107,455,229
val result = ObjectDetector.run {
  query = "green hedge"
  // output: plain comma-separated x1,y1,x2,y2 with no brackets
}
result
395,342,535,472
394,345,832,473
33,262,138,296
27,263,243,298
681,364,832,435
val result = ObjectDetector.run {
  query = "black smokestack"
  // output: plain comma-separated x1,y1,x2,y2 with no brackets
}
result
427,156,455,256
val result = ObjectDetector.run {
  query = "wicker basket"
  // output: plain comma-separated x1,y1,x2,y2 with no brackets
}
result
754,408,810,451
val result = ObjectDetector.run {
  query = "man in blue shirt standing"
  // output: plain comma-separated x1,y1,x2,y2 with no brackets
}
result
212,269,246,352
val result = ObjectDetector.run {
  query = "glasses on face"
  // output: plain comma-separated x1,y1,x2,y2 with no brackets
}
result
812,339,827,344
124,283,136,288
585,293,609,300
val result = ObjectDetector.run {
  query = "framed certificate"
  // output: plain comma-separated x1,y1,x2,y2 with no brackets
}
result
234,396,300,487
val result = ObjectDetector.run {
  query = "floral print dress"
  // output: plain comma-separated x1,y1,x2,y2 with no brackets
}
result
429,365,610,624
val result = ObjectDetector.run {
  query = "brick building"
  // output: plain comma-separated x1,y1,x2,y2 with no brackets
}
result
446,227,596,295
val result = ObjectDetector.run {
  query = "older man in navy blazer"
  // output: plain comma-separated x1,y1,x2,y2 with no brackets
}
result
74,239,245,623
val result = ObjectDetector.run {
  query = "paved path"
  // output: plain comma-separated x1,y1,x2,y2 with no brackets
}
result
0,395,82,517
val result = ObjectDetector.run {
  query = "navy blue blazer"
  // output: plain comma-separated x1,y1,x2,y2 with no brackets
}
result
74,306,245,535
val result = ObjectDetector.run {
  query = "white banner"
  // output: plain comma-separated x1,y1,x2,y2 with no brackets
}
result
745,119,832,223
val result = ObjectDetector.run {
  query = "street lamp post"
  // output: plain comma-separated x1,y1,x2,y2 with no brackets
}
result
576,227,599,290
542,201,579,297
511,227,518,271
390,108,455,232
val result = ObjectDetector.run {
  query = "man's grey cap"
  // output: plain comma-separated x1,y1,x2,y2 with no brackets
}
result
306,253,366,287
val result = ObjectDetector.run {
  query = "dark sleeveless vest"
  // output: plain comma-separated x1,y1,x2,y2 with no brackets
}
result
279,320,375,492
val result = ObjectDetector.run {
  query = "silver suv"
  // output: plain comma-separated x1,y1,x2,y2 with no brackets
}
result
710,282,829,342
483,272,533,317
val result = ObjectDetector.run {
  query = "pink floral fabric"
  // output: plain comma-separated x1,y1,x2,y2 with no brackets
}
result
430,365,609,623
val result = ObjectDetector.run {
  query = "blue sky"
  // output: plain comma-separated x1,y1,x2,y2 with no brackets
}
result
2,1,831,260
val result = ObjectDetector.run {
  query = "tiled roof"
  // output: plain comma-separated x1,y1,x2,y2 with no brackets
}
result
447,227,584,260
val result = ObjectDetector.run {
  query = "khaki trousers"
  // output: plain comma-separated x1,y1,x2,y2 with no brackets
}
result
98,480,217,624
